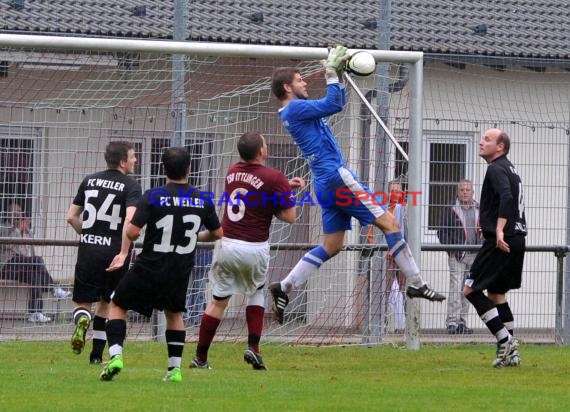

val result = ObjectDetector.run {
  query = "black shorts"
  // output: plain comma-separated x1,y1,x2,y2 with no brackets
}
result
467,235,525,294
73,254,128,303
110,263,190,318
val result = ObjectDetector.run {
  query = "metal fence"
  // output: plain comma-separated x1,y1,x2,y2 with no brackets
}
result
0,237,567,346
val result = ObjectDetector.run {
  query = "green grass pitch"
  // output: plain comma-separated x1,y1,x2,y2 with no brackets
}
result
0,341,568,411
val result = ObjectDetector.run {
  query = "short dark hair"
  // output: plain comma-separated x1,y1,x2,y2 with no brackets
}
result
104,141,134,169
237,131,264,161
271,67,300,101
4,202,23,226
162,147,190,180
497,131,511,154
388,181,403,190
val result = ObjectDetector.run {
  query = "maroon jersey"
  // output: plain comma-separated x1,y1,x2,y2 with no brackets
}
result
222,161,293,242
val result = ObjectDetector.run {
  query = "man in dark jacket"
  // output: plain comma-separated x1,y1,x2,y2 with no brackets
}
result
438,179,481,334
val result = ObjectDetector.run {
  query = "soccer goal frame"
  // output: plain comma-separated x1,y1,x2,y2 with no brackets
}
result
0,33,423,348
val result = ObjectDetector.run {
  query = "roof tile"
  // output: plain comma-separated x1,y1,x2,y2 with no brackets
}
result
0,1,568,58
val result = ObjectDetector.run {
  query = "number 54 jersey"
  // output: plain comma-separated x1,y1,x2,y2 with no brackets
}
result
72,169,142,263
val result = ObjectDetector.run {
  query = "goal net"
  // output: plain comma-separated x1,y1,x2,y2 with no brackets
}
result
0,35,420,345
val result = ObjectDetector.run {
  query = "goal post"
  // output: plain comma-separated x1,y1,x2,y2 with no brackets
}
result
0,34,423,347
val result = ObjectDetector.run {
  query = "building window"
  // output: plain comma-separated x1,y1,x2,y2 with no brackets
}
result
110,132,217,192
428,142,466,229
0,127,41,220
423,133,474,231
147,134,216,190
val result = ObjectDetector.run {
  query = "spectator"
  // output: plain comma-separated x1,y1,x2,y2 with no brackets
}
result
0,203,70,323
437,179,481,335
366,181,407,332
383,181,408,332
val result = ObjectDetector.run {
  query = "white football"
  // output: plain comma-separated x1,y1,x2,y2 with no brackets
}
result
346,51,376,77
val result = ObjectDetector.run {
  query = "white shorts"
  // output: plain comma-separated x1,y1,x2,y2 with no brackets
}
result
209,237,270,297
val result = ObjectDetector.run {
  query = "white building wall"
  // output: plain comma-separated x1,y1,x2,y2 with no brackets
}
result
416,62,570,329
1,59,567,331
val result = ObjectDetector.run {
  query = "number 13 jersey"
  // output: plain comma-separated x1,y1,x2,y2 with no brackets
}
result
132,183,221,274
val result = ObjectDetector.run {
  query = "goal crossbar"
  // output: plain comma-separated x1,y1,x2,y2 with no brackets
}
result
0,33,423,63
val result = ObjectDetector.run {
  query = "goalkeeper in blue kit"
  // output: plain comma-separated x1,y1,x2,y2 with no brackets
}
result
269,46,445,324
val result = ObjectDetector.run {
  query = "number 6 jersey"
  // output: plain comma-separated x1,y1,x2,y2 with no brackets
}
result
222,161,293,242
72,169,142,263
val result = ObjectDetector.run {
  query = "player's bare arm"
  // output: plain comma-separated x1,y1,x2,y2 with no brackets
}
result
496,217,510,252
275,207,296,224
105,221,141,273
288,177,306,190
66,204,84,235
198,227,223,242
106,206,137,272
125,222,142,242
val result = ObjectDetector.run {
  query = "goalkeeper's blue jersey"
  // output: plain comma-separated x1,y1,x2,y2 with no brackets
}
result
278,82,346,185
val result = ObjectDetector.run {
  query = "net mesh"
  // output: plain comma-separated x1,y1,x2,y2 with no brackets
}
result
0,40,567,346
0,44,410,345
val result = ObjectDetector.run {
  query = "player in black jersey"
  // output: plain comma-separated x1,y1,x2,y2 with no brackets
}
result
464,128,527,368
66,141,141,364
100,147,222,382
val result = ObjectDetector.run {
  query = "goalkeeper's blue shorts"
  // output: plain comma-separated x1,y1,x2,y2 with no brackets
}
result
315,166,387,234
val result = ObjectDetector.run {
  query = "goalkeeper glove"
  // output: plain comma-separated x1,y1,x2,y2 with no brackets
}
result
322,45,349,82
